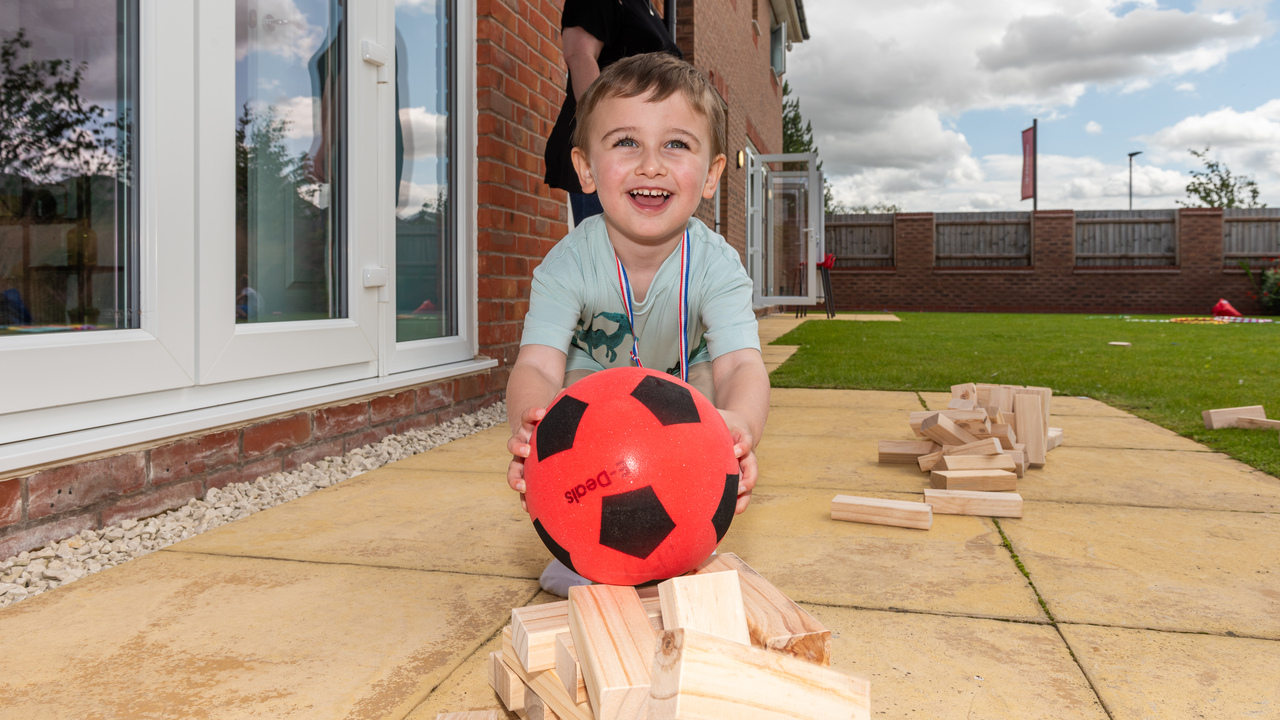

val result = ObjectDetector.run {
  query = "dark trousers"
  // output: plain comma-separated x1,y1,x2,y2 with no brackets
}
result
570,192,604,226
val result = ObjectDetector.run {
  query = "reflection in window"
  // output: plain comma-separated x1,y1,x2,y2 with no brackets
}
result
395,0,454,342
0,1,137,335
235,0,345,324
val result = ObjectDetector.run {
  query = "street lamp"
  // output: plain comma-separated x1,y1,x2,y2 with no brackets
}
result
1128,151,1143,210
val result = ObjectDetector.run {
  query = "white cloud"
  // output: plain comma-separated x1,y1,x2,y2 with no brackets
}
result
1139,100,1280,200
789,0,1273,210
397,181,443,218
1086,121,1103,134
395,0,437,9
399,107,447,158
1176,82,1197,92
235,0,324,63
271,95,318,140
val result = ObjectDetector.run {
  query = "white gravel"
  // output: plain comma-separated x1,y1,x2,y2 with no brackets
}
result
0,402,507,609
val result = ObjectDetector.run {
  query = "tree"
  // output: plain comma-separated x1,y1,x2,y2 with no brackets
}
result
781,81,837,213
1177,146,1266,209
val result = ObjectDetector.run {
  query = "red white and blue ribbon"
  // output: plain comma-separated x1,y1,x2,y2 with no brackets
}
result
614,230,691,382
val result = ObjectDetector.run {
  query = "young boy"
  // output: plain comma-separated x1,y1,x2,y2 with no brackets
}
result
506,53,770,595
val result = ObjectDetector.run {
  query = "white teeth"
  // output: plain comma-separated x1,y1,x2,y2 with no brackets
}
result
631,189,670,197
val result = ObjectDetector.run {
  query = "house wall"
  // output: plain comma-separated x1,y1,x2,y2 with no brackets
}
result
828,208,1263,315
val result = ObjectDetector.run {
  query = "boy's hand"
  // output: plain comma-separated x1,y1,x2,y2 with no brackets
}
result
507,406,547,513
718,409,758,514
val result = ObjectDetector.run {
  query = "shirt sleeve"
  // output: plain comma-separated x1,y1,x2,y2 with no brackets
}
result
521,252,586,354
561,0,619,45
699,246,761,359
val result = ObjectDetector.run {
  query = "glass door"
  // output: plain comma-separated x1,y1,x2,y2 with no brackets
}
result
745,152,822,307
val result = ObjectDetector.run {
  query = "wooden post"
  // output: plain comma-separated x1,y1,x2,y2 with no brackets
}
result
568,585,657,720
924,489,1023,518
657,570,751,645
488,650,526,714
555,633,588,704
832,494,933,530
878,440,940,463
930,469,1017,492
1014,393,1046,467
501,627,591,720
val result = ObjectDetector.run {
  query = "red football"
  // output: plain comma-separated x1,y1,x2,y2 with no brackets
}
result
524,367,740,586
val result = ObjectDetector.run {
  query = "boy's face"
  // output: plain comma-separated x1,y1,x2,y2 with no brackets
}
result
571,92,727,248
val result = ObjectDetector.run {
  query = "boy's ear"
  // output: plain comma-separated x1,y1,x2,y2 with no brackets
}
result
701,153,728,200
571,147,597,194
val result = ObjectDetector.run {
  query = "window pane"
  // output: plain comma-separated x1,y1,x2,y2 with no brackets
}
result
235,0,345,324
394,0,454,342
0,0,138,336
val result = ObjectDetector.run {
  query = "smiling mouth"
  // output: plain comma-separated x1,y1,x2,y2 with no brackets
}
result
629,188,671,209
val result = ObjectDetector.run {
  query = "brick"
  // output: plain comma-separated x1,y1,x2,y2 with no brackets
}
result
313,402,370,440
242,414,312,458
102,480,203,527
0,478,22,527
458,373,489,400
0,514,97,559
344,426,393,454
28,453,147,520
394,413,440,435
206,457,283,492
417,381,456,412
148,430,240,485
370,390,417,424
284,438,346,471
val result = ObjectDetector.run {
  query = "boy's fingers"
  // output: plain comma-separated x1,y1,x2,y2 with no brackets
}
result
506,458,527,494
734,490,752,515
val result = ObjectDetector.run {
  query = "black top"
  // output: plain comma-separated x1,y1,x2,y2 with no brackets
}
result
544,0,682,194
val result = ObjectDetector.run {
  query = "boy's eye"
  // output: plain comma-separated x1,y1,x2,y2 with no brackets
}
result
614,137,638,147
666,139,689,149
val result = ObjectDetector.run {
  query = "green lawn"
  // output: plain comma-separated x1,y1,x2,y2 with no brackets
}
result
770,313,1280,477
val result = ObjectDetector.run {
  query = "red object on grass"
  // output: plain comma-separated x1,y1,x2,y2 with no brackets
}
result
524,367,739,586
818,253,836,269
1212,299,1243,317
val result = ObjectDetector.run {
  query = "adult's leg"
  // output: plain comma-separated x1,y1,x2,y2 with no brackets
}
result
569,192,604,226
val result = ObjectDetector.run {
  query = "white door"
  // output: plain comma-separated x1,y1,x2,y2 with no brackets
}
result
745,152,823,307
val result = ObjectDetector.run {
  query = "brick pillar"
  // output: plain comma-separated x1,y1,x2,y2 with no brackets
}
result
1033,210,1074,270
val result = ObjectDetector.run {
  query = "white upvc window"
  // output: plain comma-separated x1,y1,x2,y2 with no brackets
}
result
0,0,486,466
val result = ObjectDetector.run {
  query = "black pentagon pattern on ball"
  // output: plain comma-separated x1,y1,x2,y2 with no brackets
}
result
710,473,739,543
599,486,677,559
533,518,578,574
537,394,590,461
629,375,701,426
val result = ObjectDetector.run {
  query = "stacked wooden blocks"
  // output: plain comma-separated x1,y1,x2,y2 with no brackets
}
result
833,383,1066,529
1202,405,1280,445
483,553,870,720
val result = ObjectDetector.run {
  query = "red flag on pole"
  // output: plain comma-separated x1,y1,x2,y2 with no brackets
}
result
1021,124,1036,201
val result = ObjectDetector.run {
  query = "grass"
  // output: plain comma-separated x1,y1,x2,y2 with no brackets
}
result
769,313,1280,478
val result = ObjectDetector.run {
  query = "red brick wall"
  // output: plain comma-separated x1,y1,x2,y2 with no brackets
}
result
676,0,784,259
829,209,1262,314
476,0,571,393
0,373,493,558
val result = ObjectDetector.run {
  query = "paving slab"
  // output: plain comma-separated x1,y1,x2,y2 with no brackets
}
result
1060,623,1280,720
762,344,799,372
173,467,545,579
393,426,511,474
807,604,1107,720
1051,414,1209,452
722,487,1046,621
765,404,921,438
1049,396,1136,418
770,386,922,411
0,550,536,720
757,316,805,344
826,313,901,321
1002,502,1280,637
1022,446,1280,513
756,433,931,493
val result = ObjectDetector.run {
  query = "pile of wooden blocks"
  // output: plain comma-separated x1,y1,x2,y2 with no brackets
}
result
831,383,1063,530
476,552,870,720
1202,405,1280,444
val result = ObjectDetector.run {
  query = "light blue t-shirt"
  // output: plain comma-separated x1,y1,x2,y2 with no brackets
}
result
521,216,760,375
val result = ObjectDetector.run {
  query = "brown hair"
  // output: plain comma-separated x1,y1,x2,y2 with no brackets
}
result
571,52,726,160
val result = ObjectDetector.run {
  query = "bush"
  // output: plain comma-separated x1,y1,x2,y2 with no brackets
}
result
1243,259,1280,315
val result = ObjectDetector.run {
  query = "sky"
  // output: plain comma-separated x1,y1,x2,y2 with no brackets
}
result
785,0,1280,212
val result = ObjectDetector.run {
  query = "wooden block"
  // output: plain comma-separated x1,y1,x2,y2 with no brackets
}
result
919,413,979,447
988,386,1015,413
513,597,662,673
489,650,526,713
917,449,944,473
977,423,1017,446
951,382,977,402
1202,405,1267,429
831,494,933,530
1002,412,1016,427
1046,427,1064,450
648,629,871,720
1236,417,1280,430
526,692,561,720
657,571,750,646
878,440,940,464
437,712,504,720
935,454,1016,472
909,409,986,435
1007,450,1026,478
1025,386,1053,427
942,437,1003,456
976,385,992,406
500,628,591,720
555,633,588,705
1108,341,1131,347
568,585,656,720
924,489,1023,518
694,553,831,665
947,397,976,410
1014,393,1046,468
929,469,1017,492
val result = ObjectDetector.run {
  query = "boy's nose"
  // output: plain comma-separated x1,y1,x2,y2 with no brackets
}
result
635,146,667,177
